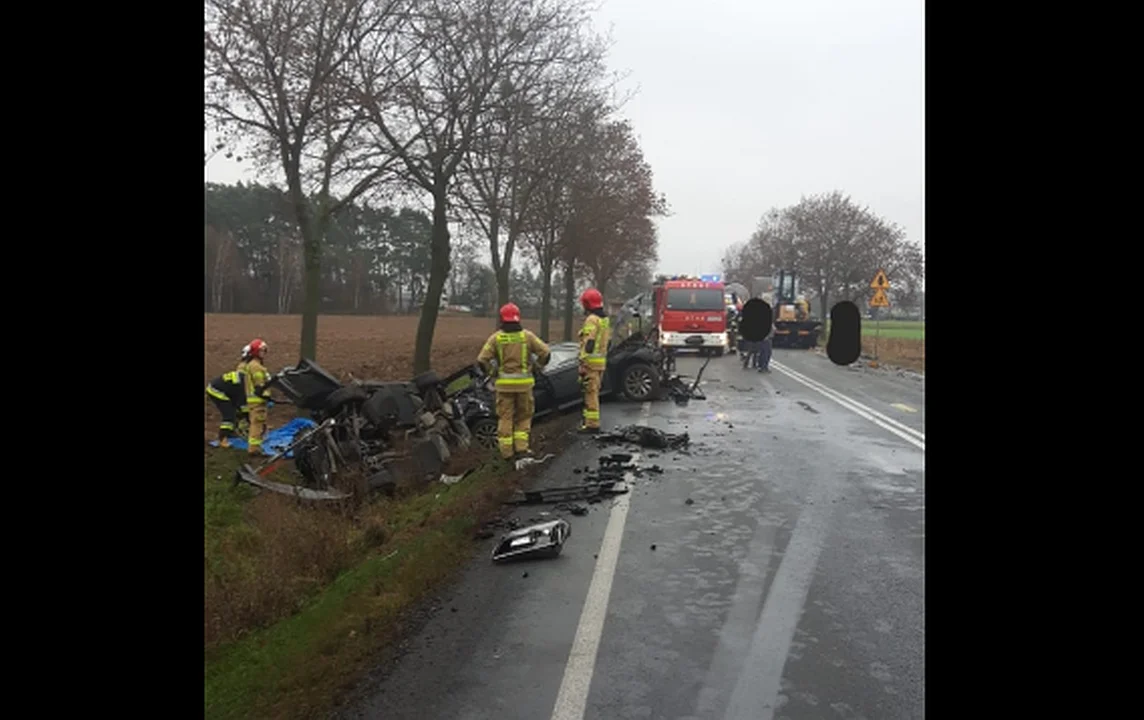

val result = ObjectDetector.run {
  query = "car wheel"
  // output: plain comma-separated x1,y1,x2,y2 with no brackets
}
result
621,363,661,402
470,417,499,450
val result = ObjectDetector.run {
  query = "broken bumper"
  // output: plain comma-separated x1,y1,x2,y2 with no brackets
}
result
491,519,572,562
659,332,727,349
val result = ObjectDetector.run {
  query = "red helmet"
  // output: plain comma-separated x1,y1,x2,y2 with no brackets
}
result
580,288,603,310
242,338,268,360
499,303,521,323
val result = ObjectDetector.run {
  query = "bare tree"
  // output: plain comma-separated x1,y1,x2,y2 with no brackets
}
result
205,0,404,360
207,226,240,312
351,0,593,373
455,2,608,309
569,118,666,296
275,233,302,313
725,191,924,316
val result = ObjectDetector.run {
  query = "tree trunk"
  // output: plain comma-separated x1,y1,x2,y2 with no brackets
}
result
299,217,325,361
539,255,553,342
562,261,575,341
414,186,452,374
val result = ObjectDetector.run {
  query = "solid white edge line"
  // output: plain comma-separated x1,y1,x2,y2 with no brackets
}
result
772,361,925,441
771,364,925,452
548,401,649,720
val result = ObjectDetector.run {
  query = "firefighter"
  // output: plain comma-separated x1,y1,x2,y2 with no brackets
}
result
205,369,247,448
477,303,551,461
241,339,273,456
577,287,611,434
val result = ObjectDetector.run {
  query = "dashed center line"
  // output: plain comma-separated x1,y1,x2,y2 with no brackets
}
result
549,401,650,720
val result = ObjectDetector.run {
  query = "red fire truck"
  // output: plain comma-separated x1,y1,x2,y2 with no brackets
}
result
652,275,730,356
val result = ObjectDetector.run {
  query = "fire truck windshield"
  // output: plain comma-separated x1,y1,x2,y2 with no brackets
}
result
665,288,725,311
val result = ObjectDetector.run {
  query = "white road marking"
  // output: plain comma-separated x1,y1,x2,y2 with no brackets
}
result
723,478,838,720
891,402,917,413
771,361,925,451
549,401,649,720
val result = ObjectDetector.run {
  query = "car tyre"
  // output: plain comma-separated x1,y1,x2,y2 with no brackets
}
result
621,362,661,402
470,417,499,451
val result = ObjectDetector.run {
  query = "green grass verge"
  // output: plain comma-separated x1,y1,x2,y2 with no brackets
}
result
818,319,925,342
204,450,511,720
861,320,924,340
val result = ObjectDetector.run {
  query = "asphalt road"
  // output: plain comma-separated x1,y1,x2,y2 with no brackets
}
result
337,348,925,720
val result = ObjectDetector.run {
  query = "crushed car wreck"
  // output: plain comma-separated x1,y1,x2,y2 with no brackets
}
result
235,359,473,502
447,326,705,450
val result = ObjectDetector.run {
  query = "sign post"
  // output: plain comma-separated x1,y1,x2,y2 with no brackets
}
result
869,269,891,364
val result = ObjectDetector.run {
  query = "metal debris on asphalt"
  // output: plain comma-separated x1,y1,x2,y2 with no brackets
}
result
491,519,572,563
515,453,556,470
595,425,690,450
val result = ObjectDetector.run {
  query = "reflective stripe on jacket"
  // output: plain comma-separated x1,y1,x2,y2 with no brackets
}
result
579,315,611,370
243,359,271,405
494,331,534,389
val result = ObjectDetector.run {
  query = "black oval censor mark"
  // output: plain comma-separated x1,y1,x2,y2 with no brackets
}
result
739,298,772,342
827,301,862,366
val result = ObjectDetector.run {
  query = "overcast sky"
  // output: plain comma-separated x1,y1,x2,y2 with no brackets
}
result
205,0,923,277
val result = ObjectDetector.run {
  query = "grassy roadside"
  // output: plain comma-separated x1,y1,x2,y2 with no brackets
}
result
816,320,925,373
204,415,578,720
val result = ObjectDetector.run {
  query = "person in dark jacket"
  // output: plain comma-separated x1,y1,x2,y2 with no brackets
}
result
738,298,770,370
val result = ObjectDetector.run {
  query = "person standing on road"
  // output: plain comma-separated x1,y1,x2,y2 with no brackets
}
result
758,319,776,372
738,297,768,371
577,288,611,434
477,303,551,462
241,339,273,456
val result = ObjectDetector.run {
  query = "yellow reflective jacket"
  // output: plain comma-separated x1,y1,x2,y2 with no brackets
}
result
579,314,611,371
243,358,271,405
478,329,551,393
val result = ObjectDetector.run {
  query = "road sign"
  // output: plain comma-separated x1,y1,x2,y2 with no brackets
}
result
870,269,889,290
870,288,890,308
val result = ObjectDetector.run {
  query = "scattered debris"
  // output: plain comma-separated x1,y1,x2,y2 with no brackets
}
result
596,425,690,450
515,453,556,470
685,498,694,505
439,468,476,485
522,572,529,578
554,502,589,516
797,401,818,414
650,544,657,551
491,519,572,563
505,481,630,505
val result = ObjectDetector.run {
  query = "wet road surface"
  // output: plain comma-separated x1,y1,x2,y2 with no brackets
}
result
337,349,925,720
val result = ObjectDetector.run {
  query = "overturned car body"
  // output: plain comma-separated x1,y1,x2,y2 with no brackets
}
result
235,359,472,501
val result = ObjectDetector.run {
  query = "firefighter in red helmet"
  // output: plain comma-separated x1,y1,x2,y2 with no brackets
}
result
240,339,273,456
577,288,611,433
477,303,551,462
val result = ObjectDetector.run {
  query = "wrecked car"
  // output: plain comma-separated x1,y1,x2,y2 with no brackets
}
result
445,329,669,451
235,359,472,501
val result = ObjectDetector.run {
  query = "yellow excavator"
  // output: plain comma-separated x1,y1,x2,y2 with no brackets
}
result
751,270,821,349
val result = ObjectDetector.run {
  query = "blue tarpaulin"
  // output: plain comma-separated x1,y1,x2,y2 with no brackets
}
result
209,417,317,457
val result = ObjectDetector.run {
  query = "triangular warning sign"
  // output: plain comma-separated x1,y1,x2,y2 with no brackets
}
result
869,288,890,308
870,269,889,289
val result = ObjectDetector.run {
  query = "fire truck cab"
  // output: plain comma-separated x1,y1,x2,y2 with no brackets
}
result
652,275,729,356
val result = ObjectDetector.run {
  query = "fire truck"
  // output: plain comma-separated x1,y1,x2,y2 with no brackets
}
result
651,274,730,356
